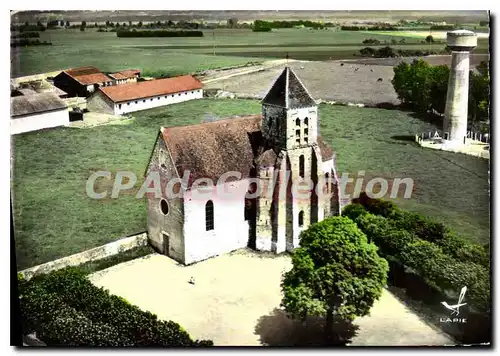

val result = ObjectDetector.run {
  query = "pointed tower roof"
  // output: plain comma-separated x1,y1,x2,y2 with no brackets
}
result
262,67,316,109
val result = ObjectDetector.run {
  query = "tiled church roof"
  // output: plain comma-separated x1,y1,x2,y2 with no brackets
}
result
262,67,316,109
160,114,335,189
161,115,261,188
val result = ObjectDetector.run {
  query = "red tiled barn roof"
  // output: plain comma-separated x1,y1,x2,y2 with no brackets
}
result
62,66,112,85
65,66,101,77
73,73,113,85
109,69,141,80
98,75,202,103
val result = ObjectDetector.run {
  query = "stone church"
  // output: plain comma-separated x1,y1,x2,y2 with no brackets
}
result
146,67,341,265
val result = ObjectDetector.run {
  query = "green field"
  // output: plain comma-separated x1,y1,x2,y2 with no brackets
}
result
12,99,490,269
12,28,456,78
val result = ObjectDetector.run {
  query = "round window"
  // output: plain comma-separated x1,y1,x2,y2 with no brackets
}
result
160,199,169,215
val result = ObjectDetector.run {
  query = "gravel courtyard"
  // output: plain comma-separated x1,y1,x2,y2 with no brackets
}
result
89,250,454,346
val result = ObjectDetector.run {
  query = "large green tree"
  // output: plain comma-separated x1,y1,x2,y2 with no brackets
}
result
392,59,490,129
281,216,389,342
469,61,490,128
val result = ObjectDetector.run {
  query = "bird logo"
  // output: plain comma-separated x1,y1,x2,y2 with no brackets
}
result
441,286,467,316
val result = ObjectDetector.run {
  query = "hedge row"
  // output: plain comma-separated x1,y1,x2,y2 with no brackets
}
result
342,196,490,313
11,39,52,47
116,30,203,37
350,193,490,268
19,268,213,346
11,31,40,38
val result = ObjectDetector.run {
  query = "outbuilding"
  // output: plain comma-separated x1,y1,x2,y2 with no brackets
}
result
53,66,113,97
108,69,141,85
87,75,203,115
10,92,69,134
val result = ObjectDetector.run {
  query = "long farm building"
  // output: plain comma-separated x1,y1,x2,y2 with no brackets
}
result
87,75,203,115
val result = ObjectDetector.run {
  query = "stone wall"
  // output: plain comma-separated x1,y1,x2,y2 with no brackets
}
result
19,233,148,280
87,91,114,114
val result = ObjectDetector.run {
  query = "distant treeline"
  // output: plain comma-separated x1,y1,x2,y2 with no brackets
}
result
429,24,456,30
253,20,333,30
341,25,398,31
11,31,40,39
11,39,52,47
116,29,204,37
359,46,450,58
252,27,272,32
11,22,46,32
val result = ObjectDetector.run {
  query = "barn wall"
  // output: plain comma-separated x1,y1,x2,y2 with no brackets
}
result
10,109,70,135
87,92,115,114
183,179,250,265
113,89,203,115
53,72,85,98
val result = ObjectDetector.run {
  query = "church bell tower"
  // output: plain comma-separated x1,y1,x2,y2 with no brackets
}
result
259,67,320,253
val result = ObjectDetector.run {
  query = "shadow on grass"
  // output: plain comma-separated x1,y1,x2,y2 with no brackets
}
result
387,260,491,345
254,308,359,346
373,102,443,128
391,135,419,144
408,112,443,129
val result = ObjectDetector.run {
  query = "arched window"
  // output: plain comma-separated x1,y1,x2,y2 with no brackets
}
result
298,211,304,227
299,155,305,178
295,118,301,126
304,117,309,126
205,200,214,231
325,173,330,193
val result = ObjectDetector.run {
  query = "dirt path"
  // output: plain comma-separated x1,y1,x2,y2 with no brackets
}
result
199,59,306,84
89,250,454,346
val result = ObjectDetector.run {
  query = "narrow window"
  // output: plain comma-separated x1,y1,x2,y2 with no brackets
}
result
151,98,153,101
143,100,146,103
299,155,305,178
295,129,300,137
165,96,167,99
295,118,300,126
298,211,304,227
158,97,160,100
304,117,309,126
325,173,330,193
118,104,122,109
127,102,130,105
135,101,138,104
205,200,214,231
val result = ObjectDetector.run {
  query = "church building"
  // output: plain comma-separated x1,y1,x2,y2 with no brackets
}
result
146,67,341,265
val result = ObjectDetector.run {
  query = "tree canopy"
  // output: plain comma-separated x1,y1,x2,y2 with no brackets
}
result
281,216,388,340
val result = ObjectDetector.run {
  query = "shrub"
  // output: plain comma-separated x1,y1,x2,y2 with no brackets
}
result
391,210,449,243
352,193,399,218
400,240,450,287
399,239,490,313
350,199,491,313
19,268,213,346
341,203,368,222
39,305,134,346
437,232,490,268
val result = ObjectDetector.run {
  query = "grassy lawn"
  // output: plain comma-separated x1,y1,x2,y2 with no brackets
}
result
12,99,489,269
12,28,441,78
